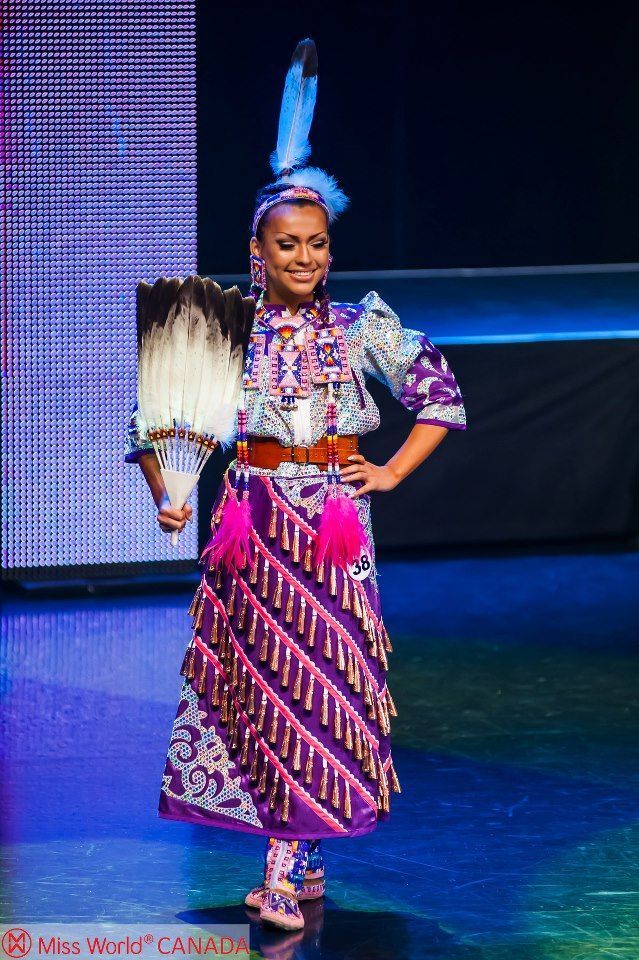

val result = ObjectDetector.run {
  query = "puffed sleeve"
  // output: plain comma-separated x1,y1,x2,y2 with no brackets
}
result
124,401,155,463
358,290,467,430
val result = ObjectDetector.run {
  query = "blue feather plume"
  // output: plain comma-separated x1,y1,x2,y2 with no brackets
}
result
269,38,318,176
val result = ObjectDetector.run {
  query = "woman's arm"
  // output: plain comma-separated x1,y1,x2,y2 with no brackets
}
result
340,423,449,498
137,451,193,532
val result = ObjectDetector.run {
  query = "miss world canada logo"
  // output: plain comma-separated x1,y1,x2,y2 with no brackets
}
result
2,928,33,958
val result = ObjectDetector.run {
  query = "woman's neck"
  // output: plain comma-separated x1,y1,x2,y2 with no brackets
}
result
264,288,311,316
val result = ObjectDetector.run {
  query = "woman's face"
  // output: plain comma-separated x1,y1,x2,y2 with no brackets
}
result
250,202,330,304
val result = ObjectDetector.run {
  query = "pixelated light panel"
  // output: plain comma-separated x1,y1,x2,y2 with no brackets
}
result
1,2,197,576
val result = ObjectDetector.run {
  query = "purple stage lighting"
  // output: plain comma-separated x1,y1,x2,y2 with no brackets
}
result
1,2,197,578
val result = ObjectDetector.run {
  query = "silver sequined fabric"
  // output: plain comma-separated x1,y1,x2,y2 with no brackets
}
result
124,290,466,462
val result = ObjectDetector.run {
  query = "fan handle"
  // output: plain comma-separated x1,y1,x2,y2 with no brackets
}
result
160,468,201,549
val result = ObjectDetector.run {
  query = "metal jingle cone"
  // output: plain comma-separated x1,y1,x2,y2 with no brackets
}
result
197,655,208,694
280,516,290,552
240,728,251,767
256,693,267,732
180,641,194,677
211,673,221,707
297,598,307,635
389,759,402,793
320,687,329,727
273,573,283,610
281,649,291,688
343,780,352,819
331,769,340,808
258,753,269,794
259,628,270,663
269,635,281,673
333,702,342,740
226,581,237,615
237,594,248,630
292,525,301,563
285,584,295,623
279,721,291,760
308,610,317,647
267,707,280,744
268,501,278,539
323,624,332,659
280,782,290,823
249,743,260,782
269,770,281,811
303,674,315,711
344,716,353,751
188,585,202,617
292,664,303,701
318,760,328,800
261,560,270,598
304,745,315,784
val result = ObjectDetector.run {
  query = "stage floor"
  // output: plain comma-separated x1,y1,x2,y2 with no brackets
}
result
2,550,638,959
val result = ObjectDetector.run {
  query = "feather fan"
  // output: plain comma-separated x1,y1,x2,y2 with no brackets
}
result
136,276,254,546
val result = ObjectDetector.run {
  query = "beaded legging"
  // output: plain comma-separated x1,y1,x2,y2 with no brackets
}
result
264,837,322,895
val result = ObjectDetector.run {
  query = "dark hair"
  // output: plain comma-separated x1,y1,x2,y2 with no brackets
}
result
252,182,329,242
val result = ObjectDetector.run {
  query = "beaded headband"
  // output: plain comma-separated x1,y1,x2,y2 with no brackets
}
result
251,185,329,237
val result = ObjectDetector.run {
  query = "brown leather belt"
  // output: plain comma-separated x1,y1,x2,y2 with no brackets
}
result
247,435,359,470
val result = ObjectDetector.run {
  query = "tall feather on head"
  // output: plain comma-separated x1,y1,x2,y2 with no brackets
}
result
269,38,317,176
136,275,254,546
266,38,349,223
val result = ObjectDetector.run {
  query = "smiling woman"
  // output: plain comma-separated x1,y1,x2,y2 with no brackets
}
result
126,37,468,934
250,201,330,308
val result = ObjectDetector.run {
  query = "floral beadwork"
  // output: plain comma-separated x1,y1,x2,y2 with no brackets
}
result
161,681,264,828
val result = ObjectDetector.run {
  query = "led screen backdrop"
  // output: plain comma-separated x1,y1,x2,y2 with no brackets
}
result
1,1,197,579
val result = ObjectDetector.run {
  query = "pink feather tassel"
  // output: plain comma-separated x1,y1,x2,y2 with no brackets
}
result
200,489,254,570
314,490,369,570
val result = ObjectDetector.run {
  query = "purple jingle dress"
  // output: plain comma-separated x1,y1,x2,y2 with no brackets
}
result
125,290,467,840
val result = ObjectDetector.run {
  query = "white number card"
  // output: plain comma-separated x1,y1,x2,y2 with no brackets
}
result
348,550,372,582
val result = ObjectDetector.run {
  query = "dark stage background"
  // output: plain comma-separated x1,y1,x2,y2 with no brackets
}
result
197,1,639,274
197,307,639,554
195,2,639,557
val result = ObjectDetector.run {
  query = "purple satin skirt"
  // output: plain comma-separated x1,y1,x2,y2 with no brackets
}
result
158,467,401,840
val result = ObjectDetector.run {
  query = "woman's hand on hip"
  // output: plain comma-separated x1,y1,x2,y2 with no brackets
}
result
339,454,401,498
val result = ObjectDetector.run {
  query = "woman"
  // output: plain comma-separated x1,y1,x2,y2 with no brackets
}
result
125,40,467,932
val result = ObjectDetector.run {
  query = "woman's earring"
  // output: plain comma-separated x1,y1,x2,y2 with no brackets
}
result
321,254,333,287
250,254,267,290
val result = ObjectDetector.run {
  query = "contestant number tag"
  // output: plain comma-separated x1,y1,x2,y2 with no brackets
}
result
348,550,372,581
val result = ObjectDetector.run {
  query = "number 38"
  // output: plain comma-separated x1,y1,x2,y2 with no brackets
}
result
348,551,372,582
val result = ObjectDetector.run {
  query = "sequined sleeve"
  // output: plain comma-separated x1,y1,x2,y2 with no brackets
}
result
124,401,154,464
358,290,467,431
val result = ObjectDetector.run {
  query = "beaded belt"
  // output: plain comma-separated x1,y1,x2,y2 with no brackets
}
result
247,435,358,470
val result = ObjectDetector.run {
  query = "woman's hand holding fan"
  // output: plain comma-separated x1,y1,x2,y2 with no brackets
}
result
135,275,254,546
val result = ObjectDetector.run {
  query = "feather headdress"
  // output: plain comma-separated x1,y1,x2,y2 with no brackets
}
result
276,166,349,224
252,38,349,236
269,38,318,176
